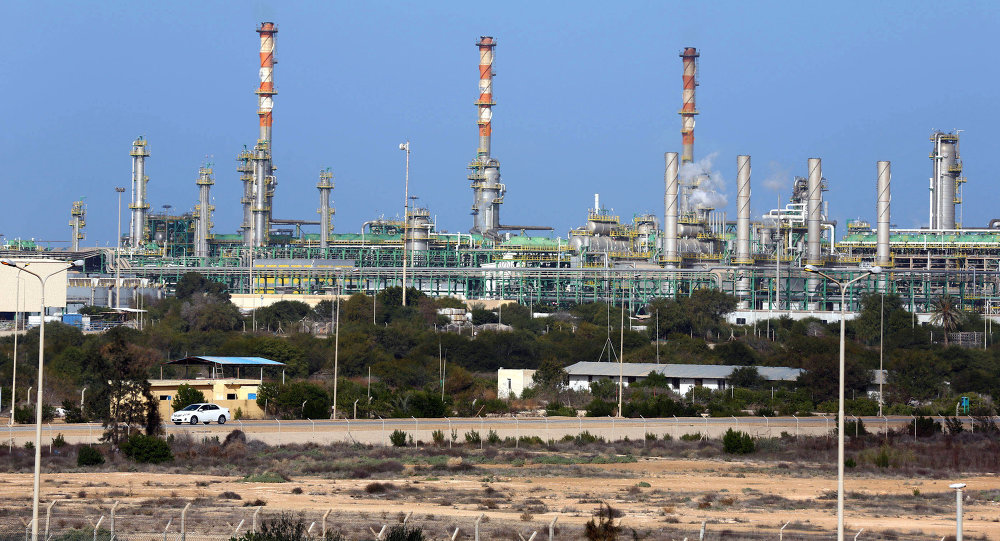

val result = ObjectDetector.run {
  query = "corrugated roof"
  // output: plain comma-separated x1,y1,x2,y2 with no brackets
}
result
165,356,285,367
565,361,802,381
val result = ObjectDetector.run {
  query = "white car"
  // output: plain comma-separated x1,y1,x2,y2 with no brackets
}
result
171,403,230,425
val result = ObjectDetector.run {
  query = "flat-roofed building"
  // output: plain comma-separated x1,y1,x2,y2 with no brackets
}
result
151,356,285,421
564,361,802,395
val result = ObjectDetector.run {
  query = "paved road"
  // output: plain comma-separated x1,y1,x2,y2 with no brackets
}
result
0,415,957,447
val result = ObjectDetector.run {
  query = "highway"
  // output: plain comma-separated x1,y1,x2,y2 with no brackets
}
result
0,415,949,447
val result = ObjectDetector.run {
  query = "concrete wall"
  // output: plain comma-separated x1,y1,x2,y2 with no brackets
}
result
497,369,536,399
0,260,69,312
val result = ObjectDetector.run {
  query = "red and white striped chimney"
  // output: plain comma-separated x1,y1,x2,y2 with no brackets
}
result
679,47,699,165
476,36,496,160
256,22,277,143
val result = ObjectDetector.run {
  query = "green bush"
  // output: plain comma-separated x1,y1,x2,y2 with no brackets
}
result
944,416,964,434
172,384,206,412
844,418,868,438
722,428,755,454
464,430,481,445
545,402,576,417
77,445,105,466
62,400,87,424
52,433,67,448
585,399,615,417
389,429,407,447
909,416,942,438
680,433,702,441
486,429,501,445
14,405,55,424
383,524,425,541
120,433,173,463
431,429,446,446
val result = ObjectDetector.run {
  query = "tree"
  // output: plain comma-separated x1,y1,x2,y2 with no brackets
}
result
172,384,206,411
99,327,161,446
175,272,229,301
532,358,569,390
729,366,765,389
930,294,965,346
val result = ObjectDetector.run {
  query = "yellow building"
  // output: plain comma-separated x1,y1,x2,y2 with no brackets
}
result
151,356,285,421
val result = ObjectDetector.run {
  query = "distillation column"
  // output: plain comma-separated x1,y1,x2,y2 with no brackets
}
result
735,155,752,308
317,168,334,249
69,200,86,252
931,132,961,230
876,161,891,268
663,152,680,268
806,158,823,309
469,36,505,234
237,149,253,245
195,165,214,258
679,47,699,166
129,137,150,248
250,22,277,247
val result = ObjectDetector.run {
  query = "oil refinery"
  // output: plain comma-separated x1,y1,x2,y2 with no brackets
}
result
5,22,999,322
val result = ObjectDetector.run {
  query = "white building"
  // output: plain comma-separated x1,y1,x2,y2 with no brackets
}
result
497,368,536,399
564,361,802,395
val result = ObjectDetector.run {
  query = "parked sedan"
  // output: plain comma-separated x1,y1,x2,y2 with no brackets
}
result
171,403,230,425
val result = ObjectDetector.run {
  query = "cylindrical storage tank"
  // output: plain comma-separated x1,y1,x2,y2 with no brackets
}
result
677,224,705,238
937,136,958,229
876,161,891,267
586,220,616,236
663,152,679,267
588,237,630,252
569,230,589,251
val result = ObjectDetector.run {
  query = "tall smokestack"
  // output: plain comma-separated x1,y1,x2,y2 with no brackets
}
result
195,165,214,258
679,47,699,165
663,152,679,268
256,22,277,144
129,137,150,248
249,22,277,248
469,36,504,234
876,161,891,268
806,158,823,265
735,155,752,264
317,168,334,250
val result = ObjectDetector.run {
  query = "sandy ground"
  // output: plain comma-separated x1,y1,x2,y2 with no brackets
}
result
2,458,998,539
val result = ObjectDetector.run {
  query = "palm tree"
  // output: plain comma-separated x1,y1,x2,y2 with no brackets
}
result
930,294,965,346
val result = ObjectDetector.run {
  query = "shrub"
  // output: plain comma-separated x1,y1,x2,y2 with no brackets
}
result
575,431,601,444
229,514,345,541
14,405,55,424
874,447,890,468
645,433,657,441
389,429,408,447
172,384,206,412
77,445,105,467
722,429,755,455
220,491,242,500
585,399,615,417
585,503,622,541
486,429,501,445
909,416,942,438
383,525,424,541
844,457,856,468
431,430,446,446
62,400,87,423
680,433,702,441
844,419,868,438
120,433,173,464
464,430,481,445
52,433,67,448
945,416,965,434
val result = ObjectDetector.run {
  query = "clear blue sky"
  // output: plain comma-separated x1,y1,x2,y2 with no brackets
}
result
5,1,1000,247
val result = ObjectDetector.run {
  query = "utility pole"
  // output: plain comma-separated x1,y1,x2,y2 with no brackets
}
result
115,187,125,309
399,141,410,307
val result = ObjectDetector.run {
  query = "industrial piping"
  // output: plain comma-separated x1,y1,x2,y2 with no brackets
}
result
663,152,680,267
876,160,891,268
237,149,253,245
69,200,86,252
129,137,150,247
317,168,334,249
679,47,699,165
195,165,214,258
931,132,960,230
470,36,504,234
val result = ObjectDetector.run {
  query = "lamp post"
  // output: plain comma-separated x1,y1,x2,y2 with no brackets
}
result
9,271,22,425
803,264,881,541
950,482,966,541
115,187,125,309
398,141,410,307
879,292,884,417
1,258,82,541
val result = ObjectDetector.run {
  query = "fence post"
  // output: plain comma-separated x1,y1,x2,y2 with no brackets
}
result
792,415,799,438
252,506,262,533
779,521,789,541
475,513,484,541
93,516,104,541
969,415,974,434
515,416,519,448
275,418,281,446
161,518,172,541
672,415,678,440
412,416,418,448
640,416,646,447
699,520,706,541
854,528,864,541
402,512,412,525
44,499,61,541
321,509,331,538
110,501,119,541
763,415,769,438
913,415,917,441
230,520,244,538
446,417,452,449
548,516,558,541
180,502,190,541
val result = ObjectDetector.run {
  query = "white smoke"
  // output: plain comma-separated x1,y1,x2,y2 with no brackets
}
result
762,161,791,192
680,152,728,209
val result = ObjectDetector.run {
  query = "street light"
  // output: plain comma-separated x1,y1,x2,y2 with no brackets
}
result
949,483,966,541
9,271,23,425
398,141,410,307
803,264,881,541
0,258,82,541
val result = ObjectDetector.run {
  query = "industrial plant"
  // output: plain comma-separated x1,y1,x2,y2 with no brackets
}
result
5,23,997,321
